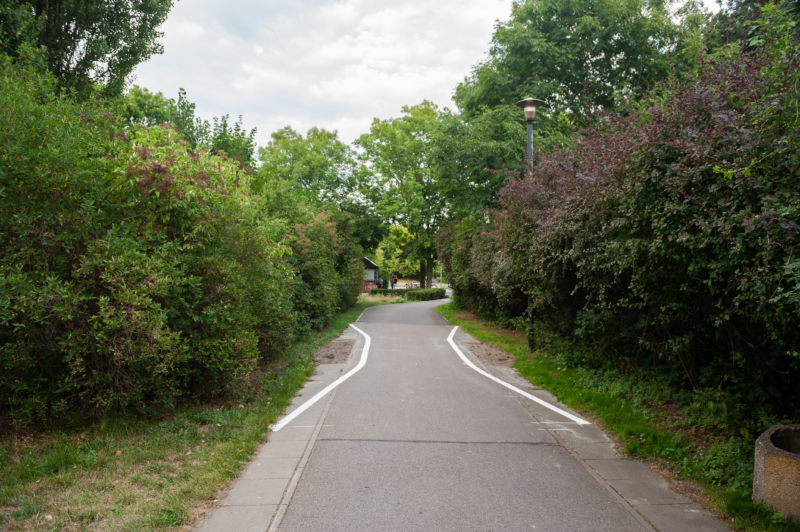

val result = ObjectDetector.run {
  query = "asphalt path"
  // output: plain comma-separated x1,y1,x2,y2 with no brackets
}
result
277,300,647,531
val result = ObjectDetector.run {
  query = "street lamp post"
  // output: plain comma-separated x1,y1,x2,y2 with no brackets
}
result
515,97,545,352
515,97,545,171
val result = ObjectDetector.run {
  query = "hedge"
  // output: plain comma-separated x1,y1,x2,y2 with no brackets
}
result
369,288,421,296
436,5,800,432
405,288,447,301
0,57,362,427
370,288,448,300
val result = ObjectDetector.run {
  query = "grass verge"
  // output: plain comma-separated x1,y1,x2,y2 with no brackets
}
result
435,301,800,532
0,296,394,531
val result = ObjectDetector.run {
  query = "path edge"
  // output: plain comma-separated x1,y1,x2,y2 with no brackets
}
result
266,383,339,532
450,325,656,531
266,327,367,531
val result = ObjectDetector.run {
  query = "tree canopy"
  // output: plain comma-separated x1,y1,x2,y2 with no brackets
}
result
255,126,360,203
254,126,386,252
122,86,257,166
1,0,172,98
454,0,680,119
356,101,447,286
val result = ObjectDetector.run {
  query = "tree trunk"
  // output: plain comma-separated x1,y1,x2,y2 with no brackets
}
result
419,262,426,289
426,257,434,289
677,351,700,390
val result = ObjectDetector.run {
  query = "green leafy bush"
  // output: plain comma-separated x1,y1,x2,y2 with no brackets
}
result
436,220,528,327
438,4,800,428
368,289,401,296
369,288,424,296
405,288,447,301
369,288,447,300
257,180,363,334
0,57,302,425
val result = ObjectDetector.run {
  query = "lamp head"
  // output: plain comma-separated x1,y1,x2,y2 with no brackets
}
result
516,97,546,122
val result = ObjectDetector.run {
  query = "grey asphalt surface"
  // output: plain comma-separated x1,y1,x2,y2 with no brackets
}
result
277,300,647,532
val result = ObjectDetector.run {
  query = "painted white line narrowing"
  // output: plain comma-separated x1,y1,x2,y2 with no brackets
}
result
447,326,590,426
271,325,371,432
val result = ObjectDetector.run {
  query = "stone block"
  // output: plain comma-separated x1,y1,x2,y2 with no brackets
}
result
568,441,619,460
636,502,730,532
609,478,691,506
587,459,656,479
268,426,315,442
199,505,276,532
258,440,307,459
223,478,289,506
241,457,300,480
754,424,800,522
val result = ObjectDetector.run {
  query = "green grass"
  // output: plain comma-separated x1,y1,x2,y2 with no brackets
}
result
0,297,394,531
436,302,800,532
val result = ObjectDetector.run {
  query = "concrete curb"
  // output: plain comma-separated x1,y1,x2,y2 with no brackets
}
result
267,379,339,531
196,331,364,532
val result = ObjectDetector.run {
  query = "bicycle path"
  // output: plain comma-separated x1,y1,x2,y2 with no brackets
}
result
198,300,728,532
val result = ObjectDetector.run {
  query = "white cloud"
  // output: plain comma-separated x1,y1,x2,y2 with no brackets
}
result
133,0,512,146
166,19,206,40
134,0,719,148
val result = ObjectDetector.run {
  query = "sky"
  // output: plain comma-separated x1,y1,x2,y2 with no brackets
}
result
133,0,512,147
133,0,721,149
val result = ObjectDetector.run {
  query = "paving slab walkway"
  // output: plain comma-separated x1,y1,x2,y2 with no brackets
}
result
196,300,729,532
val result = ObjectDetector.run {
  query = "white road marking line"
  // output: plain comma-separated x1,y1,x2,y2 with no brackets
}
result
271,325,371,432
447,327,591,426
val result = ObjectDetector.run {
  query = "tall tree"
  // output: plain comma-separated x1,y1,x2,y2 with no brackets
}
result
0,0,40,58
710,0,800,49
123,84,175,126
454,0,677,119
28,0,172,97
255,126,385,252
375,225,419,279
356,101,446,288
256,126,360,203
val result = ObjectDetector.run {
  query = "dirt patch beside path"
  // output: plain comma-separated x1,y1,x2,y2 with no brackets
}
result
455,310,482,322
453,311,526,343
463,342,514,367
649,460,709,504
315,339,355,364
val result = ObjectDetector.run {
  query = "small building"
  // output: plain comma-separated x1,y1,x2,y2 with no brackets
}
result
361,257,380,294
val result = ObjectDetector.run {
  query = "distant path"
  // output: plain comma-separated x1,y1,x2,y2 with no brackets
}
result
276,300,646,531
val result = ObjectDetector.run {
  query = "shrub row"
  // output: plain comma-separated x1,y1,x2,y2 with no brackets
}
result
369,288,447,300
0,57,362,426
437,5,800,431
369,288,424,296
405,289,447,301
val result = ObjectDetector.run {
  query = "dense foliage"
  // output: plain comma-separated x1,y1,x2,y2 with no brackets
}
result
257,179,364,333
357,102,447,287
374,225,419,278
404,288,447,301
368,288,446,300
0,57,362,426
122,86,257,166
0,0,172,98
255,126,385,252
453,0,684,119
439,4,800,430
